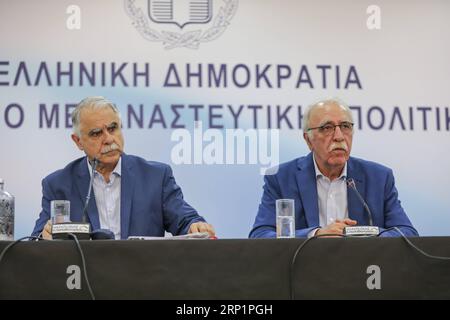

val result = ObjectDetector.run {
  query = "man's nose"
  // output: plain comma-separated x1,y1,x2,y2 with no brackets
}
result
333,125,344,140
102,128,114,144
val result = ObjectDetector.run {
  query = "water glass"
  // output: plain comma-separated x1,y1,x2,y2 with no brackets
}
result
276,199,295,238
51,200,70,224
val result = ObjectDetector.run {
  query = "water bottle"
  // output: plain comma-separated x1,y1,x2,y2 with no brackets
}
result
0,178,14,241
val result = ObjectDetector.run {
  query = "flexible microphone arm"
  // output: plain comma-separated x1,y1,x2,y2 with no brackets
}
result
346,178,373,226
82,157,115,240
82,157,98,223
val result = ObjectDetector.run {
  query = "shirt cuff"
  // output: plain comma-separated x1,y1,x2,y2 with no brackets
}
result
307,228,320,238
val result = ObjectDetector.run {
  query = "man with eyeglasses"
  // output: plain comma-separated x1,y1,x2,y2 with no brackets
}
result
250,98,418,238
32,96,215,240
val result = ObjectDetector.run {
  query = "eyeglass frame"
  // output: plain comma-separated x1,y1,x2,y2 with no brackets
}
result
306,121,354,135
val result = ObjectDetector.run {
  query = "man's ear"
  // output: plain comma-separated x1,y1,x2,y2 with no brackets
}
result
303,132,313,151
71,134,83,151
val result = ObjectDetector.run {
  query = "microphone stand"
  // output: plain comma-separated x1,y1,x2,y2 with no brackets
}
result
86,157,114,240
343,178,379,237
51,157,98,240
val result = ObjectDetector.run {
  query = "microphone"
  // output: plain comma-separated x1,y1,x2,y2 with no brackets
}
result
343,178,379,236
82,157,98,223
51,157,98,240
85,157,114,240
52,156,114,240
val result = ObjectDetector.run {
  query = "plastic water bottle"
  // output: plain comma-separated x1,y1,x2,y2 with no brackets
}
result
0,178,14,241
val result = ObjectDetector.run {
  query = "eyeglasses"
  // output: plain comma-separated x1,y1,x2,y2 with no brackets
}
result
307,122,354,136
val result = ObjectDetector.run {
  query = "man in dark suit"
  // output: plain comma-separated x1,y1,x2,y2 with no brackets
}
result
32,96,215,239
250,99,418,238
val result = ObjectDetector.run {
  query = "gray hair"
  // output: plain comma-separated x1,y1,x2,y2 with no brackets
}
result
72,96,121,136
302,98,353,136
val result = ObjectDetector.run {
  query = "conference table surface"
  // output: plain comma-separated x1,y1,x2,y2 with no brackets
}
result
0,237,449,299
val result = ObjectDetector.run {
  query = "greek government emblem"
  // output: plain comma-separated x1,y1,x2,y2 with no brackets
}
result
124,0,238,49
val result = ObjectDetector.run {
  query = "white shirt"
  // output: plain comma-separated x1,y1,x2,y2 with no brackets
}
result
88,157,122,239
308,155,348,237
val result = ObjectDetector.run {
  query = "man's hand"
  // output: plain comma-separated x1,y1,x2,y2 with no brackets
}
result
188,222,216,237
315,218,357,237
42,219,53,240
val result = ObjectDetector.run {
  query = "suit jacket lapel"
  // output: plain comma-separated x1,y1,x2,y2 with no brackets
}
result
295,153,320,227
74,158,100,229
347,158,367,225
120,154,135,239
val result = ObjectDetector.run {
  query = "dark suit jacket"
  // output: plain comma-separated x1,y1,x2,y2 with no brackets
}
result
32,154,205,238
249,153,418,238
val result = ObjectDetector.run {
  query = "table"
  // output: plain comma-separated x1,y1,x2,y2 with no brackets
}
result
1,237,449,299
